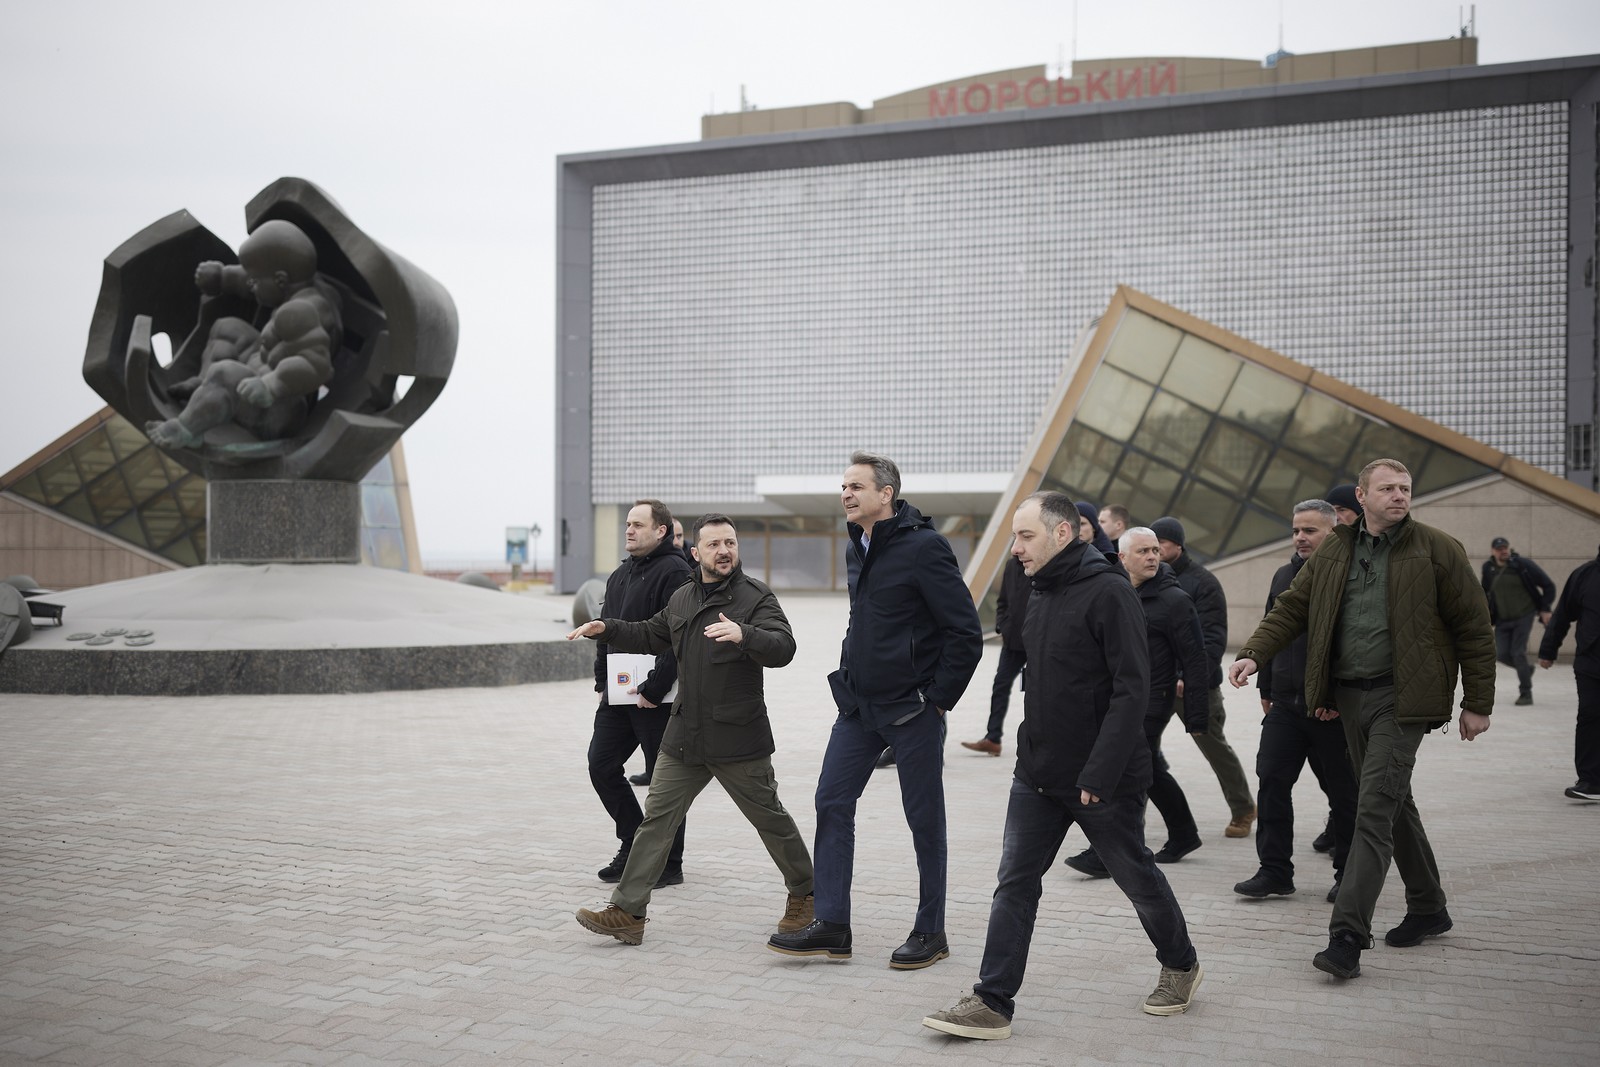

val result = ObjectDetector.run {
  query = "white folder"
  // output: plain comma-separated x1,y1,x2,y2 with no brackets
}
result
606,652,678,705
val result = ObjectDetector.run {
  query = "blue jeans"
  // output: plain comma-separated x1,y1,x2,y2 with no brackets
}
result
813,707,946,932
974,781,1196,1019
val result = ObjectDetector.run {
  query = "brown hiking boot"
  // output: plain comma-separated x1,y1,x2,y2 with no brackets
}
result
576,903,646,945
1224,807,1257,838
778,894,814,933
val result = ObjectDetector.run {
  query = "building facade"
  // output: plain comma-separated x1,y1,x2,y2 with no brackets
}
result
555,43,1600,592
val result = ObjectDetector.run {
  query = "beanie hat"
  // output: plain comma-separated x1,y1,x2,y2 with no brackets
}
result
1325,484,1363,518
1150,516,1185,547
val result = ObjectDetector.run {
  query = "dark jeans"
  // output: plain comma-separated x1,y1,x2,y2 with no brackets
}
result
1577,670,1600,784
985,648,1027,743
1255,704,1357,882
1145,705,1198,847
587,701,685,866
1495,613,1536,696
973,781,1196,1020
1328,683,1446,943
814,706,946,932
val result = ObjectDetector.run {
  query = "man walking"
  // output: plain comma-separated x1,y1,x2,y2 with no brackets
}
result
961,556,1028,757
587,500,691,884
1150,517,1256,838
1229,459,1494,980
1538,546,1600,801
569,515,815,944
769,452,982,969
1233,499,1358,904
1063,526,1210,876
922,494,1200,1041
1482,537,1555,705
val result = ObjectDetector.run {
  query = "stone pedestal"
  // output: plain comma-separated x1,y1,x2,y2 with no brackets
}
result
207,480,361,564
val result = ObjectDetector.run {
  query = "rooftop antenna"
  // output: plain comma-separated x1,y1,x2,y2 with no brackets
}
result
1071,0,1078,67
1458,4,1476,37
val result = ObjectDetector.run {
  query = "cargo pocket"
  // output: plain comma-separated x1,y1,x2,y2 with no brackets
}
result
1377,746,1417,801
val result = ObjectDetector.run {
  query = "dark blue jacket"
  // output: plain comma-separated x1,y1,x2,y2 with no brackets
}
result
828,499,984,730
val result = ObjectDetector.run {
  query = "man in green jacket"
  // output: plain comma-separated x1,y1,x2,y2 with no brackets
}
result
1228,458,1494,980
568,514,815,946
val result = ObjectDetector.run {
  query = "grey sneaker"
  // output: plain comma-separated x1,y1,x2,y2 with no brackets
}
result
922,994,1012,1040
1142,963,1202,1015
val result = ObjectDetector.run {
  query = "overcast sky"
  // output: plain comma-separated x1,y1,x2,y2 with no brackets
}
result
3,1,1597,565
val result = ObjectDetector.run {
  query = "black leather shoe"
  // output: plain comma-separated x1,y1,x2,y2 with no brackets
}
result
767,919,852,959
1063,848,1110,878
629,772,651,787
1313,931,1362,979
1233,871,1295,898
875,747,895,769
1153,838,1201,864
890,930,949,970
653,865,683,888
598,845,630,883
1384,908,1452,947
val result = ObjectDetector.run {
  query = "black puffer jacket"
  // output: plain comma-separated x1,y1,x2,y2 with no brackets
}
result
1138,563,1210,733
593,537,692,704
1169,550,1226,689
598,566,795,765
1014,540,1152,800
1257,552,1311,714
829,499,984,730
1540,551,1600,678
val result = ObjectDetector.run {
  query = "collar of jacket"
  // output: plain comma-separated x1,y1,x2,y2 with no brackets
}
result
1030,538,1111,591
1136,561,1181,599
622,536,684,569
1170,550,1192,576
848,498,931,550
695,565,744,600
1354,512,1414,547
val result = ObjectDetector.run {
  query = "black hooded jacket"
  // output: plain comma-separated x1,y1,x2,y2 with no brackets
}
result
593,536,693,704
1014,539,1153,800
994,556,1031,652
1136,563,1211,733
1257,551,1312,714
1540,550,1600,677
1169,550,1226,689
828,499,984,730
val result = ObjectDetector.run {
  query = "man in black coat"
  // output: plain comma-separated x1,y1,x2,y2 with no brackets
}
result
1483,537,1556,705
1539,547,1600,800
922,492,1200,1041
588,500,692,885
1234,499,1358,902
1151,517,1256,838
1064,526,1211,877
961,556,1029,756
769,452,982,970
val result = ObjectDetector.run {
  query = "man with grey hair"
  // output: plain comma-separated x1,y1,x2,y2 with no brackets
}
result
769,451,983,970
923,492,1199,1040
1233,499,1357,904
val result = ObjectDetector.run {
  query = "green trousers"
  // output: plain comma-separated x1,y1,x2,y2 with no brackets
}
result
1328,682,1447,943
612,752,814,917
1176,686,1256,819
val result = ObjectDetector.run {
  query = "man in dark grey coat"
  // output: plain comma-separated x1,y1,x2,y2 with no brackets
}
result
923,492,1199,1041
570,515,814,946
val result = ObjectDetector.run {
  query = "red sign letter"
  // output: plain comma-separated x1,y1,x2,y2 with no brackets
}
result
963,82,993,113
929,86,960,117
1055,77,1080,105
1149,63,1177,96
1024,76,1050,107
996,80,1021,110
1116,68,1142,99
1084,70,1110,102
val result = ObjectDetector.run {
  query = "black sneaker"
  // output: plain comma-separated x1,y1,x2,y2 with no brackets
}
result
767,919,852,959
653,865,683,888
1153,838,1201,864
1311,819,1334,854
1565,780,1600,801
1313,931,1362,979
1384,908,1452,947
1063,848,1110,878
598,845,631,883
889,930,949,970
1233,871,1295,898
1514,694,1533,706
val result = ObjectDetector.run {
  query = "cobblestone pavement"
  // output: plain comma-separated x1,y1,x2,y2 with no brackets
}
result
2,591,1597,1065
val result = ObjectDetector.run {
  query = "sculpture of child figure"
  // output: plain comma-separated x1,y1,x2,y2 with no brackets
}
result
146,219,343,450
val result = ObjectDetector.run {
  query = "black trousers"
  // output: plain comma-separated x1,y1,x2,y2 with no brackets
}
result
1254,703,1357,883
1577,670,1600,785
984,648,1027,743
587,701,686,866
1144,695,1198,847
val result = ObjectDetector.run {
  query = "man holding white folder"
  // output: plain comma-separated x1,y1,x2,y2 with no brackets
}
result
569,514,814,946
588,500,692,886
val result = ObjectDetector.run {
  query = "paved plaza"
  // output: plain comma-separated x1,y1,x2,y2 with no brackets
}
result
2,591,1597,1065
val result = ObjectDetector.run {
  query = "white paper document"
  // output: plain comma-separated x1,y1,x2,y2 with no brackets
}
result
606,652,678,705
